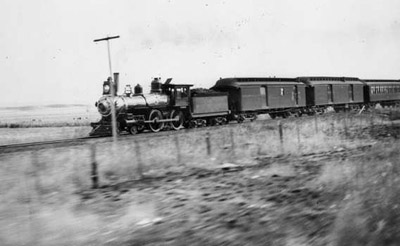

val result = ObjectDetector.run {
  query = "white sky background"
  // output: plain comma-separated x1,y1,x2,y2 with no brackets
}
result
1,0,400,106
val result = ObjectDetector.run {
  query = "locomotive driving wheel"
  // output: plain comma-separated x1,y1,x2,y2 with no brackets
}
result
148,109,164,132
170,110,184,130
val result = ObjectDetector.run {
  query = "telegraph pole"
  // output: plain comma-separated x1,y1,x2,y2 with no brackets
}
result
94,35,120,142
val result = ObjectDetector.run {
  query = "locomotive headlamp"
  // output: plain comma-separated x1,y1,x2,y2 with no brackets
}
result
97,97,111,116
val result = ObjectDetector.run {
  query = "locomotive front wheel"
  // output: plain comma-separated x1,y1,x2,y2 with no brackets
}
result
170,110,184,130
148,109,165,132
129,125,138,135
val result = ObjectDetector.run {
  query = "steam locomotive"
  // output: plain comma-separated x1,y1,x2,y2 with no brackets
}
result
90,73,230,136
90,73,400,136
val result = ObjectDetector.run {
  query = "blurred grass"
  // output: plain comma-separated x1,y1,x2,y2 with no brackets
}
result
320,142,400,246
0,110,398,245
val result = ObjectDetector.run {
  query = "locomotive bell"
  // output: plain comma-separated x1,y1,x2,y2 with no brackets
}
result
134,84,143,94
150,77,162,93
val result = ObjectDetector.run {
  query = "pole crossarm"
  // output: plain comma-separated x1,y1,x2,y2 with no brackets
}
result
93,36,120,42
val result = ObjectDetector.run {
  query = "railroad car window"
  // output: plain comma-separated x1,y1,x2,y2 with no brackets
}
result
349,85,354,101
182,87,188,97
176,87,188,99
260,87,266,95
327,85,333,103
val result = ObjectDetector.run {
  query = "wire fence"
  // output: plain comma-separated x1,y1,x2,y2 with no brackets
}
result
0,111,396,245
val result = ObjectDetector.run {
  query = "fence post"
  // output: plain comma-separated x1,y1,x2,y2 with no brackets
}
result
23,163,38,245
278,121,284,153
90,144,99,189
331,122,335,136
31,151,43,199
344,113,348,138
230,129,235,158
369,113,374,135
296,123,301,152
206,132,211,156
134,139,143,179
174,135,182,166
314,113,318,134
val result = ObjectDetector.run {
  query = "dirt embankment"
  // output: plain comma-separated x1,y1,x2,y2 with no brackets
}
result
77,146,372,246
69,121,400,246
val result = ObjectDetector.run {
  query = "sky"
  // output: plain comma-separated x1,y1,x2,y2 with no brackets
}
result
1,0,400,106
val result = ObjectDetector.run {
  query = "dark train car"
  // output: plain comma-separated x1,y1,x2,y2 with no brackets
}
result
297,77,364,110
212,77,306,118
362,79,400,106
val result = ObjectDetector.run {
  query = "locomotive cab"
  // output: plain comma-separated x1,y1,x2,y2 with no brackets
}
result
162,84,193,108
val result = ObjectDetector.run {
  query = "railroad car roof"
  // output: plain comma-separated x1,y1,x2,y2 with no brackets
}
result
212,77,304,89
297,76,364,86
162,84,194,87
361,79,400,84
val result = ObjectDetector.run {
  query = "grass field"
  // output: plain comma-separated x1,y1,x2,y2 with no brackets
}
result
0,104,98,144
1,107,400,245
0,104,99,128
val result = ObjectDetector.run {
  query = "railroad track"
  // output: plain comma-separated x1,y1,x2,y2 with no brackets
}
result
0,136,109,154
0,118,267,154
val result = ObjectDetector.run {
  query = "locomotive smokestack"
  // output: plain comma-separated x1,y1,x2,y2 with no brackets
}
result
113,72,119,94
